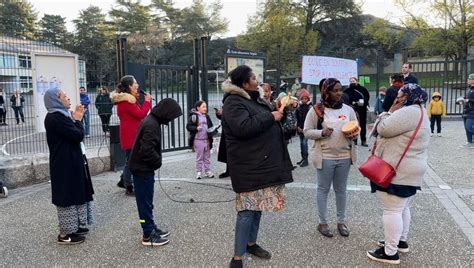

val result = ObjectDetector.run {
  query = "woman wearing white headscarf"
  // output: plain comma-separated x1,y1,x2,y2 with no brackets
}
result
44,88,94,245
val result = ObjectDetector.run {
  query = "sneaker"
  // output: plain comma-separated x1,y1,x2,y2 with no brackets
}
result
74,227,89,236
377,240,409,253
437,133,442,137
196,172,202,180
296,159,304,165
154,225,170,238
0,186,8,198
85,135,91,138
367,246,400,265
57,233,86,245
205,171,215,178
461,142,474,148
229,258,243,268
218,171,230,179
430,133,434,137
247,244,272,259
142,231,170,247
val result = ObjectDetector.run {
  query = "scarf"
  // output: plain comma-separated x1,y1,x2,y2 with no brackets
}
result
44,87,73,121
400,83,428,106
314,78,343,129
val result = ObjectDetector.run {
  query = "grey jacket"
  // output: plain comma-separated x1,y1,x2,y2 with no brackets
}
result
374,105,430,187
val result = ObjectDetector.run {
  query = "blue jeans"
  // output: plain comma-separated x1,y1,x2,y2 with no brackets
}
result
465,119,474,143
82,109,90,135
234,210,262,256
133,174,155,237
299,135,308,159
316,159,351,224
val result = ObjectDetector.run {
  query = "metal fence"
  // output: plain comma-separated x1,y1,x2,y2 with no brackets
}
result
0,89,121,156
409,60,473,115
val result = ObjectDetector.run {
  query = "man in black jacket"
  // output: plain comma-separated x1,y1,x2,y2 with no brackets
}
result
128,98,182,247
344,77,370,146
402,63,418,84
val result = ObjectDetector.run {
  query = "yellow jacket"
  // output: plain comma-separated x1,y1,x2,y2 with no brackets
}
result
428,92,446,117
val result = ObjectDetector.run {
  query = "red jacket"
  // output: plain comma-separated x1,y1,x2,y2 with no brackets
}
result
111,92,151,150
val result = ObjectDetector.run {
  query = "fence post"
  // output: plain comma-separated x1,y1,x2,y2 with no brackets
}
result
116,37,127,79
200,36,208,104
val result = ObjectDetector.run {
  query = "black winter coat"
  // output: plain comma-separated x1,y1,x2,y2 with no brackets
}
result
344,84,370,113
382,85,402,112
404,74,418,84
95,93,113,115
186,111,214,149
463,87,474,119
216,100,227,163
129,98,183,177
44,112,94,207
296,103,311,136
222,81,293,193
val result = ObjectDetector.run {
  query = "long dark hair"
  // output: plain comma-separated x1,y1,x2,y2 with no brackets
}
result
194,100,206,110
229,65,253,88
116,75,135,94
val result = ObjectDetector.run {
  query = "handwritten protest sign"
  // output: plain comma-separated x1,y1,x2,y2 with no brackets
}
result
302,56,357,86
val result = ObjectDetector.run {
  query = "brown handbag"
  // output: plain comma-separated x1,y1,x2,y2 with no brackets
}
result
359,105,424,188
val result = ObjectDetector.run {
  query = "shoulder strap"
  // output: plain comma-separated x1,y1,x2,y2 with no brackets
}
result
394,105,424,169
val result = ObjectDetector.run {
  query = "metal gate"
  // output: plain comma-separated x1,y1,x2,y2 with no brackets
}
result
128,63,198,152
409,60,473,115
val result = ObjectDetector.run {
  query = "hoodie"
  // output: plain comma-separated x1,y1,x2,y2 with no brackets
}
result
128,98,182,177
428,92,446,117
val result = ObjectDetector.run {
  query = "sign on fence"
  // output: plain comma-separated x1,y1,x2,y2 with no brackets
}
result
32,53,80,132
302,56,357,86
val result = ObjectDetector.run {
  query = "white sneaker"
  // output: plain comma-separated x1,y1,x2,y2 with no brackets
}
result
430,133,434,137
461,143,474,148
196,172,202,180
437,133,442,137
205,171,215,178
0,186,8,198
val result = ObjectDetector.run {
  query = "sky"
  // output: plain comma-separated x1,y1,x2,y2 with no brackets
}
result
30,0,410,37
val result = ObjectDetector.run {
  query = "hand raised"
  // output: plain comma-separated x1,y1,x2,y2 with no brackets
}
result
72,105,84,121
272,111,283,121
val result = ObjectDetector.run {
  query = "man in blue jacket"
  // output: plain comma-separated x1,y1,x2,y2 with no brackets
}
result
79,87,91,137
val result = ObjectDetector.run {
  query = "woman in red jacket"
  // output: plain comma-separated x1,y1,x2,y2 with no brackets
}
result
112,75,152,195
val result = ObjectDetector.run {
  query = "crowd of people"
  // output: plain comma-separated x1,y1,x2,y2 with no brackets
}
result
1,62,471,267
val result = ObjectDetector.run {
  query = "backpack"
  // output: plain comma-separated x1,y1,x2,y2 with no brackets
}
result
282,108,297,138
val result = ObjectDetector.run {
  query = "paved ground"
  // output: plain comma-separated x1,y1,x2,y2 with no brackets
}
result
1,121,473,266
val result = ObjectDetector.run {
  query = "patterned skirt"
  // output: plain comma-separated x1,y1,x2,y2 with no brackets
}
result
235,185,287,212
56,201,94,234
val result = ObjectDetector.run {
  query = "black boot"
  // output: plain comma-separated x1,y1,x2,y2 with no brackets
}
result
300,158,308,167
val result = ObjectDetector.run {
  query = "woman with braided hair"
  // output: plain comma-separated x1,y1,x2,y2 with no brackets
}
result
304,78,359,238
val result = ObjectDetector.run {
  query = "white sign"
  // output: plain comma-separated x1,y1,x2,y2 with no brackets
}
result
32,53,80,132
301,56,357,86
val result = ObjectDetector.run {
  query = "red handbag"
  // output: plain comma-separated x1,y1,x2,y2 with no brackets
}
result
359,106,424,188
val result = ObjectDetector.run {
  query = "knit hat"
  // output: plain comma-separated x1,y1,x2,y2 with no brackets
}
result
400,83,428,105
469,73,474,79
299,89,310,101
278,92,287,99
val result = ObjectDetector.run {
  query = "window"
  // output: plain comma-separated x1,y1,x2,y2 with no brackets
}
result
18,55,31,68
0,53,17,68
20,76,33,89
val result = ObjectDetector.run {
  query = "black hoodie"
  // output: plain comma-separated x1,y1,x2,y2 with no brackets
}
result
129,98,182,176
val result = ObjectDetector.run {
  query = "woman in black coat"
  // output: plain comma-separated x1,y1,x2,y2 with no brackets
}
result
44,87,94,245
223,65,293,268
95,86,113,134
